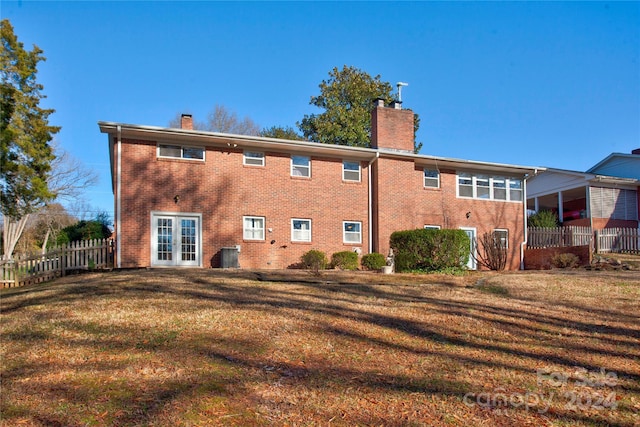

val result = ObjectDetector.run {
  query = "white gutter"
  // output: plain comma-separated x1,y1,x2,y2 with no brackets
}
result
520,170,537,269
116,125,122,269
367,152,380,254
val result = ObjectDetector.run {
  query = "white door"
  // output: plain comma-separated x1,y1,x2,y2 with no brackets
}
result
151,213,201,267
460,227,477,270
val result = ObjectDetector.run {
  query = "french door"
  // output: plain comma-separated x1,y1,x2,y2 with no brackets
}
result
151,212,201,267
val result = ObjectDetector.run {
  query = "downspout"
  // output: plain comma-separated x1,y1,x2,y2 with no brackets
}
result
367,151,380,254
116,125,122,269
520,170,535,270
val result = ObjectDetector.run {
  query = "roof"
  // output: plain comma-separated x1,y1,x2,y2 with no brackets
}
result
98,121,542,177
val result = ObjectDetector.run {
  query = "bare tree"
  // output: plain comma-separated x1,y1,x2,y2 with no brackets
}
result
2,143,97,258
168,105,260,136
474,232,508,271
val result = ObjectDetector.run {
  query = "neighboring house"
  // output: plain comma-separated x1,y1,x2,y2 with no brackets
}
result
527,149,640,229
99,100,539,271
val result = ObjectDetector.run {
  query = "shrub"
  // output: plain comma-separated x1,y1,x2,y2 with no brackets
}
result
528,210,559,228
330,251,359,270
551,253,580,268
361,252,387,270
300,249,328,272
390,228,470,272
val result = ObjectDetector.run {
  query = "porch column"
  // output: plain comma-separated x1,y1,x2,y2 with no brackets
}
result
558,192,564,223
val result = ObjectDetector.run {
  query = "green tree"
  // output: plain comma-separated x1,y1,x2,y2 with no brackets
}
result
1,19,59,258
298,65,421,151
259,125,302,140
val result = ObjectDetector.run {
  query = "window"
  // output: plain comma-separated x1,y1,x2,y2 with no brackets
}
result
243,216,265,240
424,169,440,188
493,229,508,248
343,221,362,243
343,161,361,182
476,175,490,199
457,172,523,202
243,151,265,166
291,219,311,242
291,156,310,177
458,173,473,198
424,225,441,230
158,144,204,160
493,177,507,200
509,180,523,201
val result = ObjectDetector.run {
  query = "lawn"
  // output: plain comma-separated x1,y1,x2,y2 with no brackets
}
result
1,268,639,426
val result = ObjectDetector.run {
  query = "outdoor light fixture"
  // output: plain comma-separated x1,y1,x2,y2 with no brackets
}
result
174,195,180,204
466,211,471,219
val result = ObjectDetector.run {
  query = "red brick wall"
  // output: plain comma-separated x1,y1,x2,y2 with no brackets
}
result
117,139,370,269
524,245,591,269
373,161,525,270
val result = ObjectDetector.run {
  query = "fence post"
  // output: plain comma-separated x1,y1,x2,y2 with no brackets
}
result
594,229,600,254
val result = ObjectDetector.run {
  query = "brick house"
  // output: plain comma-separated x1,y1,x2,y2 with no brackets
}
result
99,101,539,270
527,149,640,229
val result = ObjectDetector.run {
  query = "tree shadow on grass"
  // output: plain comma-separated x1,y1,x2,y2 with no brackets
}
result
2,269,639,426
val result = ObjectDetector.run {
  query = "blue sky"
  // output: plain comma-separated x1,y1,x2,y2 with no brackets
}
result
3,1,639,222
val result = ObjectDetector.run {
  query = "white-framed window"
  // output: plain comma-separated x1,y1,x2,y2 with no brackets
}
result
423,168,440,188
243,216,265,240
343,221,362,243
158,144,204,160
458,173,473,198
243,151,265,166
509,180,523,201
424,225,441,230
493,177,507,200
493,229,509,248
457,172,523,202
291,218,311,242
291,155,311,177
343,161,361,182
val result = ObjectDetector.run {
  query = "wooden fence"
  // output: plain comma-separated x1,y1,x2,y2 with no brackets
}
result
595,228,640,254
528,226,640,254
527,226,593,249
1,238,113,288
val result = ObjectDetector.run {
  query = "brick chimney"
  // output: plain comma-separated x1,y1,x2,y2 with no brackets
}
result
632,148,640,155
181,114,193,130
371,99,414,152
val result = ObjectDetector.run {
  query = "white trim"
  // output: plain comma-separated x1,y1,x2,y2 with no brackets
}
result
423,168,440,188
150,211,202,267
243,151,265,167
342,160,361,182
291,155,311,178
343,221,362,244
424,225,441,230
493,228,509,249
291,218,311,242
460,227,477,270
456,172,523,202
157,143,205,161
243,216,265,240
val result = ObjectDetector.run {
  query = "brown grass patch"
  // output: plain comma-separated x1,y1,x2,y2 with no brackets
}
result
1,268,639,426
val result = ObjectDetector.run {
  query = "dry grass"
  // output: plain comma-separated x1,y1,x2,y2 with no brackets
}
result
1,268,639,426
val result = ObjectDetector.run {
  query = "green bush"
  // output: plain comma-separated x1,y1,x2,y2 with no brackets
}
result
551,253,580,268
390,228,470,272
330,251,359,270
361,252,387,270
300,249,328,272
528,210,559,228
